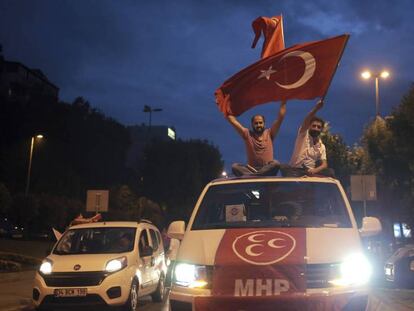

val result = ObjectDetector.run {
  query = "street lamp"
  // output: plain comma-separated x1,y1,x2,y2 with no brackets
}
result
361,69,390,117
25,134,43,196
143,105,163,129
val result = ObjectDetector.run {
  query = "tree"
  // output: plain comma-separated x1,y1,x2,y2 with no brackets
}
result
0,183,12,214
360,84,414,224
141,139,223,222
320,123,355,187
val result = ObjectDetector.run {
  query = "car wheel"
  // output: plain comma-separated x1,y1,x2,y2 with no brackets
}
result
123,279,139,311
151,273,165,302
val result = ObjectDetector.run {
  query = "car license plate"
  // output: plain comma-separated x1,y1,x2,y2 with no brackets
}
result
54,288,87,297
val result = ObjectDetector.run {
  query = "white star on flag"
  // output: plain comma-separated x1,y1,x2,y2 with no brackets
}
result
258,66,277,80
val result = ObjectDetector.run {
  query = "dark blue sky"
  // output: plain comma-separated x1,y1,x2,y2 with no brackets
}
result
1,0,413,172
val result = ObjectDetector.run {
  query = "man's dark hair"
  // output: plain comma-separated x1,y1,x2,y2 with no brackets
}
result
310,116,325,128
251,114,266,123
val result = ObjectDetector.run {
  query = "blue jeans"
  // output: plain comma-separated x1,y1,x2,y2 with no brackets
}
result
232,160,280,177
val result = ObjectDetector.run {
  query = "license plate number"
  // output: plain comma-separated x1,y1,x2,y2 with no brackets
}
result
54,288,87,297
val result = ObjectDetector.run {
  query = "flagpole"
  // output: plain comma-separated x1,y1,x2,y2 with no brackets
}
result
320,34,350,101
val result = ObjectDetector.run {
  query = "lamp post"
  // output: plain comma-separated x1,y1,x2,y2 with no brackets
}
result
143,105,163,130
361,70,390,117
25,134,43,196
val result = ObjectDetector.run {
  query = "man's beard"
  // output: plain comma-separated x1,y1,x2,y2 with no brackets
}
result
309,129,321,138
254,127,264,134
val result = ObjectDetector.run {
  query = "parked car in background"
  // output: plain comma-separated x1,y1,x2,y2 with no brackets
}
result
10,225,25,239
33,220,167,310
0,217,12,238
384,243,414,288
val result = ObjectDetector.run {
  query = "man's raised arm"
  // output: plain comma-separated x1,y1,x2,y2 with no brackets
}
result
299,99,324,134
226,114,246,138
270,101,287,140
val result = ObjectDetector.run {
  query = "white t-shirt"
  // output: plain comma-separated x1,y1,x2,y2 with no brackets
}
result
289,127,326,169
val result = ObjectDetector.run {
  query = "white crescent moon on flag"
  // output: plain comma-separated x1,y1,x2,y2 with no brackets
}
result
248,234,264,243
268,238,286,249
275,51,316,89
246,244,263,256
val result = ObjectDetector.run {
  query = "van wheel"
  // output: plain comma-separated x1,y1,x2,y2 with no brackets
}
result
151,273,165,302
123,279,139,311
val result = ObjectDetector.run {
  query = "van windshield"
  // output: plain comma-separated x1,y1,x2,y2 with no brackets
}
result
54,227,136,255
192,181,352,230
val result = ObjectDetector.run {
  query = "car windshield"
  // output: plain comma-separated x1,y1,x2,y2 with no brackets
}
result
192,181,352,230
54,227,136,255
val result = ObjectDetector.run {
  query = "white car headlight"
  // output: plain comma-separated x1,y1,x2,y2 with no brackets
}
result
330,253,372,286
105,256,128,272
174,263,210,288
39,259,53,275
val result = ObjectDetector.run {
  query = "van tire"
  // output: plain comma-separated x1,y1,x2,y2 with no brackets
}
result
151,273,165,302
123,279,139,311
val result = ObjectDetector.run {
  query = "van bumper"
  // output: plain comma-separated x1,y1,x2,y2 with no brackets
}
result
170,288,368,311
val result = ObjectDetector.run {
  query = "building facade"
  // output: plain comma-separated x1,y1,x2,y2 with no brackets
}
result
0,55,59,102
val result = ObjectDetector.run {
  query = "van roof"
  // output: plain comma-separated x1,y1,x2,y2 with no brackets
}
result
210,175,338,184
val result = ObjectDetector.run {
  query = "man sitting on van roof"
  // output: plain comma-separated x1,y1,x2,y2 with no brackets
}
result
226,101,286,177
282,99,334,178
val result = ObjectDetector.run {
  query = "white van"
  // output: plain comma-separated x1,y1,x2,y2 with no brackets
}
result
33,221,167,310
168,176,381,311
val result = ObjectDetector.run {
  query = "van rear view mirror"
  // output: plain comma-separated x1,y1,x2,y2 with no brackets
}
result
359,217,382,237
167,221,185,240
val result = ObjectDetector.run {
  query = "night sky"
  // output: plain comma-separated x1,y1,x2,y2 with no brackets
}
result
1,0,413,172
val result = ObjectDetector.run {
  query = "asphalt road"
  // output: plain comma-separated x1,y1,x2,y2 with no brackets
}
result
1,239,414,310
0,269,169,311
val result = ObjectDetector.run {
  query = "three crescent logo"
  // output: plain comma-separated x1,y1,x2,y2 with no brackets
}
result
232,231,296,265
258,50,316,89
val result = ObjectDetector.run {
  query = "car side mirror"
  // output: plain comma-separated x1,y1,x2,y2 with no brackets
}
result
140,245,153,257
167,221,185,241
359,216,382,237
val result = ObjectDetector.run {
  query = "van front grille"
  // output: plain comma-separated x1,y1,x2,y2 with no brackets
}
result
306,263,341,288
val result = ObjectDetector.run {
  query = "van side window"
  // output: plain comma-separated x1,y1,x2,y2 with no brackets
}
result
149,229,159,251
138,230,150,255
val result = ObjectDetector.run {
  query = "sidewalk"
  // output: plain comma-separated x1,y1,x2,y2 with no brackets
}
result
0,270,35,311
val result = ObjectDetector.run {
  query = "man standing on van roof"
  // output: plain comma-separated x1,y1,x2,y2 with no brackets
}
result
226,101,286,176
282,99,334,177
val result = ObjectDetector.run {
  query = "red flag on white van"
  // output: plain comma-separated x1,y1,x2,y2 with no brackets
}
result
211,228,307,297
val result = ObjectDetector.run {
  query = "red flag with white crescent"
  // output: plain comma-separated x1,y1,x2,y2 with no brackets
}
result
215,34,349,117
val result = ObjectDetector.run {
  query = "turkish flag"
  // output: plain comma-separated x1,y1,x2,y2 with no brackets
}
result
216,34,349,117
251,15,285,58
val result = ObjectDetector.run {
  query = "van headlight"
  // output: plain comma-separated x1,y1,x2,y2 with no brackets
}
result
330,253,372,286
105,256,128,272
39,259,53,275
174,263,211,288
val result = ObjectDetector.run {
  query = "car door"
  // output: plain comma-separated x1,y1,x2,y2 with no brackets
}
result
149,228,162,285
138,228,153,289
